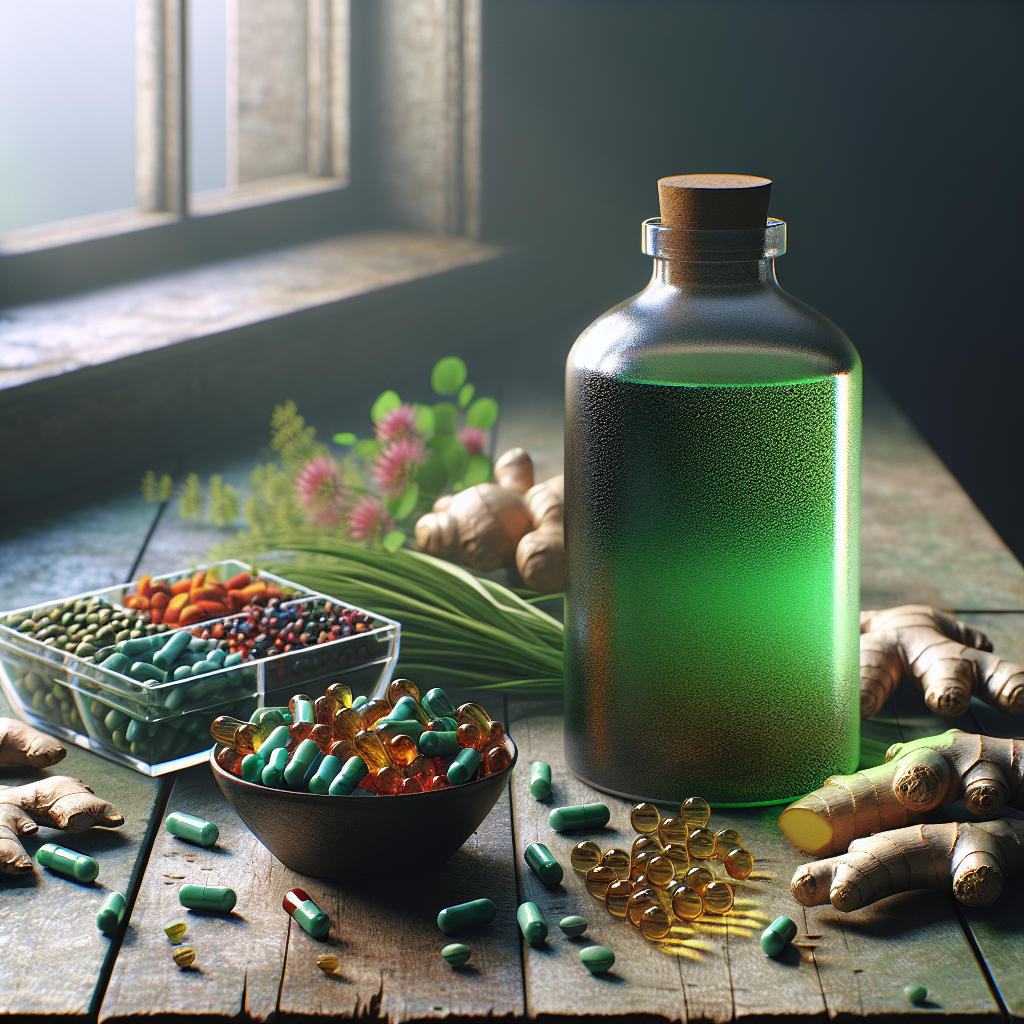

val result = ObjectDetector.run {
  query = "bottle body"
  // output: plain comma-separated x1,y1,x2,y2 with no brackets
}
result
564,256,861,806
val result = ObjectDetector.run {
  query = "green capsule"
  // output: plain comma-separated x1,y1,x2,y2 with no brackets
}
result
153,630,192,669
903,984,928,1006
36,843,99,883
284,887,331,938
529,761,552,800
517,901,549,946
262,746,290,787
259,724,292,759
223,651,243,667
437,898,496,935
441,942,471,967
580,945,615,974
96,891,126,935
388,696,425,723
374,718,424,741
760,916,798,957
120,636,158,656
447,747,482,786
308,755,343,794
524,842,563,886
351,694,368,709
241,753,265,782
418,730,460,757
104,708,129,732
130,661,168,683
548,803,610,833
422,687,458,720
178,884,236,914
283,738,321,788
328,756,368,795
165,811,219,847
99,652,130,674
559,915,588,937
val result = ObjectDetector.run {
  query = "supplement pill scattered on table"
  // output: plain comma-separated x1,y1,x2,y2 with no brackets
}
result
517,901,549,946
36,843,99,883
179,884,237,914
441,943,472,967
283,888,331,938
524,842,563,886
165,811,219,847
172,946,196,969
580,945,616,974
548,803,610,832
96,892,126,935
570,841,602,872
903,984,927,1006
529,761,552,800
559,915,588,937
760,916,798,957
164,917,188,942
316,953,340,975
437,898,497,934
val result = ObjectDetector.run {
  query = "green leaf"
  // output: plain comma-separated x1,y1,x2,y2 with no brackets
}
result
415,452,448,497
413,403,435,434
352,438,382,463
432,402,459,435
387,482,420,522
466,397,499,430
462,453,492,487
382,530,407,552
371,390,402,425
441,439,470,483
333,432,357,446
431,357,468,395
457,383,475,409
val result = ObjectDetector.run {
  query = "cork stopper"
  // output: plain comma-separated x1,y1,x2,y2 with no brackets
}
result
658,174,772,230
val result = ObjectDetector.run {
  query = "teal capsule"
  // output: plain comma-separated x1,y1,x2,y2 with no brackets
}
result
153,630,191,669
760,916,798,957
529,762,552,800
36,843,99,883
308,755,342,794
99,652,130,674
262,746,290,787
206,647,227,667
259,724,292,759
120,636,159,656
328,756,368,795
190,660,215,676
441,942,471,967
580,945,615,974
903,984,928,1006
559,915,588,937
524,842,563,886
418,730,460,757
517,901,549,946
291,698,314,724
283,887,330,938
547,803,610,832
447,747,482,786
375,718,424,741
223,651,243,667
301,750,326,789
173,665,192,680
96,891,127,935
165,812,219,847
388,696,425,723
241,752,265,783
351,695,368,709
437,898,497,934
130,661,168,683
178,884,236,914
283,738,321,788
422,687,457,720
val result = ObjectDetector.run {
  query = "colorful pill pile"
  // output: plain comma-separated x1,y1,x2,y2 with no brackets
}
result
212,679,513,797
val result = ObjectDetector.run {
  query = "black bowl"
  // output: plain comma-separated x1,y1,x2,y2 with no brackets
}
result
210,738,517,877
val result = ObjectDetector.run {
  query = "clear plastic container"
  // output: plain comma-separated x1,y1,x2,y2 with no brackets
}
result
0,560,400,775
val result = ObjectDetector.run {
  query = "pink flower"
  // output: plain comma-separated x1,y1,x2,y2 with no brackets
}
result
348,497,394,542
375,403,419,444
458,427,486,456
295,455,347,526
372,436,425,497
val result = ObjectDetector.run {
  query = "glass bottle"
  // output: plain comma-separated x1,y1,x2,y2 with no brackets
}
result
564,174,861,806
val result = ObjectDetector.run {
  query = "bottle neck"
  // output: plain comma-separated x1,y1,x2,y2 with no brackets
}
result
652,257,777,289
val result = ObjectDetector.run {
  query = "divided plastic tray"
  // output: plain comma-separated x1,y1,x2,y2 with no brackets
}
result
0,560,400,775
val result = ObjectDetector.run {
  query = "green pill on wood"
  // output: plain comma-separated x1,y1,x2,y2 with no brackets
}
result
580,945,615,974
36,843,99,883
559,915,588,937
178,884,236,914
524,842,563,886
441,942,471,967
418,730,460,757
96,891,126,934
760,916,798,957
548,803,610,832
529,761,552,800
437,898,496,934
903,985,927,1006
165,811,219,847
447,747,482,785
517,901,549,946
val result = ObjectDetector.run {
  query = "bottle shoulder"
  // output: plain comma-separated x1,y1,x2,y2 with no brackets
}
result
568,279,859,384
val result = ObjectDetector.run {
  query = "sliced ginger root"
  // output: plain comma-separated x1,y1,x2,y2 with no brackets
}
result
0,776,125,874
791,818,1024,910
778,729,1023,856
860,605,1024,718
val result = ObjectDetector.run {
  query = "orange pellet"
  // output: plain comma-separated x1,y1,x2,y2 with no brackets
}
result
224,571,251,590
601,848,630,879
605,879,633,918
404,756,433,778
630,802,661,835
387,734,419,767
386,678,420,704
428,774,452,791
483,745,511,775
399,775,425,795
585,865,618,900
724,847,754,880
640,904,672,940
456,722,487,750
687,828,717,860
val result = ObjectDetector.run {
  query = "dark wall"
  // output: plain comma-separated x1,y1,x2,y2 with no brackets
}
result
479,0,1024,564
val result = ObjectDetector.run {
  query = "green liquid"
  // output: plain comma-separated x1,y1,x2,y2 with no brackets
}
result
564,349,861,805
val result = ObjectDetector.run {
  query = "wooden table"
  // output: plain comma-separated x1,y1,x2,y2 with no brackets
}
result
1,378,1021,1024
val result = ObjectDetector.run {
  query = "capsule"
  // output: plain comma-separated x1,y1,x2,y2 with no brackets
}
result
262,746,290,787
658,817,689,846
96,892,126,935
36,843,99,883
517,901,549,946
724,847,755,880
646,855,675,888
436,898,496,935
258,724,292,759
529,761,552,800
375,718,424,743
178,884,236,914
681,796,711,828
671,885,704,921
163,917,188,942
316,953,340,974
760,916,798,957
418,730,460,757
388,696,428,725
326,682,353,709
548,803,610,833
604,879,634,918
441,942,472,967
284,738,322,788
305,754,342,794
580,945,615,974
283,887,331,938
447,747,482,785
289,694,315,724
585,864,618,899
524,842,563,886
687,827,717,860
570,840,602,872
165,811,220,848
483,744,512,775
601,848,630,878
630,802,661,835
386,678,421,705
683,865,715,891
241,753,265,783
423,687,458,720
329,756,369,795
703,880,734,914
559,915,588,937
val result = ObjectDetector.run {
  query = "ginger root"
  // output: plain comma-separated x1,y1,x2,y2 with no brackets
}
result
0,776,125,873
791,818,1024,911
860,605,1024,718
0,716,66,769
516,474,564,593
493,447,534,494
778,729,1023,857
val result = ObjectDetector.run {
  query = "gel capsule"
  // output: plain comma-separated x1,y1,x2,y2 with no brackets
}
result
437,898,497,934
179,884,236,914
359,698,392,728
525,842,563,886
715,827,744,851
386,733,419,766
316,953,340,974
548,803,610,832
631,835,662,862
165,811,220,847
172,946,196,968
626,887,658,927
687,827,717,860
517,901,549,946
163,917,188,942
325,682,352,709
284,887,331,938
658,817,689,846
585,864,617,899
559,915,588,937
646,855,675,888
600,848,630,878
441,942,472,967
36,843,99,883
570,840,602,872
640,904,672,941
683,866,715,891
529,761,552,800
483,743,512,775
702,880,734,914
96,891,126,935
681,796,711,828
604,879,633,918
724,846,755,880
671,885,704,921
662,842,690,878
387,678,421,705
630,802,661,835
333,706,364,742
